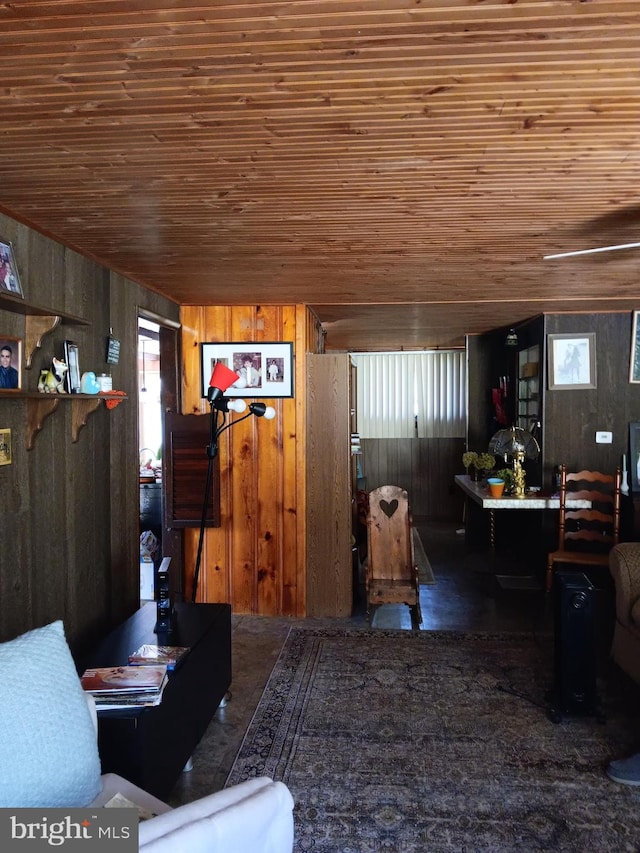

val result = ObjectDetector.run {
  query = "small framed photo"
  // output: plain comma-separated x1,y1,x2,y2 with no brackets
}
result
63,340,81,393
0,238,23,297
629,312,640,383
201,341,294,399
0,428,11,465
547,333,596,390
630,423,640,492
0,337,22,390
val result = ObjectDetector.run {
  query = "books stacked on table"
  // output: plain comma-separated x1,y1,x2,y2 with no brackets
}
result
81,664,168,711
127,644,190,671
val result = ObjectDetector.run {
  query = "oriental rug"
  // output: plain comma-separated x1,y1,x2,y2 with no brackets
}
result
226,628,640,852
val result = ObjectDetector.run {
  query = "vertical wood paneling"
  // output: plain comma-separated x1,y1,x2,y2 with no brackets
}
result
360,437,465,521
306,353,352,617
0,211,179,653
256,305,282,614
180,303,320,616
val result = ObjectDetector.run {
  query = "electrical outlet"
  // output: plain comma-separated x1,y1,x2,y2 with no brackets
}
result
595,431,613,444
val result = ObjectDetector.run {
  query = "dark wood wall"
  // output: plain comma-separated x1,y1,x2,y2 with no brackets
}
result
469,312,640,490
542,313,639,484
467,311,640,555
359,437,465,521
0,211,179,655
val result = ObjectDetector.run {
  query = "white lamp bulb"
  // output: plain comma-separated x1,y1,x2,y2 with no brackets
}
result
263,406,276,420
227,398,247,413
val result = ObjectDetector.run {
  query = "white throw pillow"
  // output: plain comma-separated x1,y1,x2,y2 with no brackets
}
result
0,620,102,807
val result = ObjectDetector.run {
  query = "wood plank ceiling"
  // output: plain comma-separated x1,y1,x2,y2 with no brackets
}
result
0,1,639,350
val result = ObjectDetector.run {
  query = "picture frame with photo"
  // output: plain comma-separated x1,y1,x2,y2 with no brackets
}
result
629,311,640,383
0,238,23,298
0,428,11,466
63,339,81,393
0,336,22,390
200,341,294,399
547,333,597,390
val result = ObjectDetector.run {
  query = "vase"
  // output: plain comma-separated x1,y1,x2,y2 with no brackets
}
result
469,466,482,482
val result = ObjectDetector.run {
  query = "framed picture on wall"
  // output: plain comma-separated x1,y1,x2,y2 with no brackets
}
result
547,333,596,390
0,336,22,390
0,428,11,466
0,238,23,297
630,422,640,492
200,341,294,399
629,312,640,383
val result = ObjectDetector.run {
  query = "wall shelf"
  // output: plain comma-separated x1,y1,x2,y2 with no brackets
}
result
0,293,121,447
0,391,126,449
0,292,90,368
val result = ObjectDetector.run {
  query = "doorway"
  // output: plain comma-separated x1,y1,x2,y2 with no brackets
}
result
137,312,182,603
138,318,162,601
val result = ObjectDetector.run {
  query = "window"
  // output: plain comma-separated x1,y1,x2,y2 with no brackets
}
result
351,351,466,438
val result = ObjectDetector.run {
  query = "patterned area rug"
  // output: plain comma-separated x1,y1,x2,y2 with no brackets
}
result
226,628,640,852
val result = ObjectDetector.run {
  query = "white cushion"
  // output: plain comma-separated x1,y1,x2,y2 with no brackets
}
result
138,777,295,853
0,620,102,807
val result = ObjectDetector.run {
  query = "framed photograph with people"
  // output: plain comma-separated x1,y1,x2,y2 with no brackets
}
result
547,333,596,390
0,238,23,297
0,337,22,390
200,341,294,399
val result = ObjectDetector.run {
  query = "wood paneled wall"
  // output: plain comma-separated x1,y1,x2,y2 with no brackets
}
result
180,304,325,617
360,438,465,521
0,211,180,654
469,312,640,490
542,313,640,485
306,353,352,617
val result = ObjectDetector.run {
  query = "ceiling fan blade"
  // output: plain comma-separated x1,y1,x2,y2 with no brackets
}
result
544,241,640,260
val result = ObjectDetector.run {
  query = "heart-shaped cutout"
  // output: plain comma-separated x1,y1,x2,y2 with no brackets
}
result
380,499,398,518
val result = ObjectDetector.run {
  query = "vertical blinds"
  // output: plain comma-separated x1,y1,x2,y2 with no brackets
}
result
351,351,467,438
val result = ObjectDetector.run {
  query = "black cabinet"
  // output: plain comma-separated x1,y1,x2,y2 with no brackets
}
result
79,602,232,800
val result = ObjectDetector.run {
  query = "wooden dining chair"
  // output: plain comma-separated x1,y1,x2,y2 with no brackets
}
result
366,485,422,627
545,465,622,593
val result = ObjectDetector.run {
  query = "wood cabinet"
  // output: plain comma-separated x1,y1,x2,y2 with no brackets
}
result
77,601,232,801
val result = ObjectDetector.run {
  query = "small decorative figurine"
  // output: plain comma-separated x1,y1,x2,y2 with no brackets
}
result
41,357,68,393
80,371,100,394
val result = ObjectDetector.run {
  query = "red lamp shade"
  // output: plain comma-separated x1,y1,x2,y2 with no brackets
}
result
209,361,240,392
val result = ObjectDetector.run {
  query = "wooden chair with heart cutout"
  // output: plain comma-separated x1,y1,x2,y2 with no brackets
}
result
366,485,422,627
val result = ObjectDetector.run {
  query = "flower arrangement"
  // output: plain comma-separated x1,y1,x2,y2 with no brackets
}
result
462,451,496,480
495,467,515,492
462,451,495,471
462,451,478,470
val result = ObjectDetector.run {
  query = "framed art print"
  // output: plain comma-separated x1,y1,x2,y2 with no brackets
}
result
547,333,596,390
201,341,294,399
629,312,640,383
0,428,11,465
0,238,23,297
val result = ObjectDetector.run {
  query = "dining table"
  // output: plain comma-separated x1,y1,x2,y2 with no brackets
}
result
454,474,591,549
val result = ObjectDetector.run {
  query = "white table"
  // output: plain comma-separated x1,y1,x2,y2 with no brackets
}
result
454,475,591,548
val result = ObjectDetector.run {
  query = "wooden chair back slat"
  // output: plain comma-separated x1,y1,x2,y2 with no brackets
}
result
546,464,622,592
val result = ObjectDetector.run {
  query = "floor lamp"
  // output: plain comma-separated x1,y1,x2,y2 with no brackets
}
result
191,361,275,603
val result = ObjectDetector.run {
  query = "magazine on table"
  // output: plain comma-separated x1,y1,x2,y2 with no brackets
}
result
127,644,190,670
81,664,168,695
92,676,169,711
